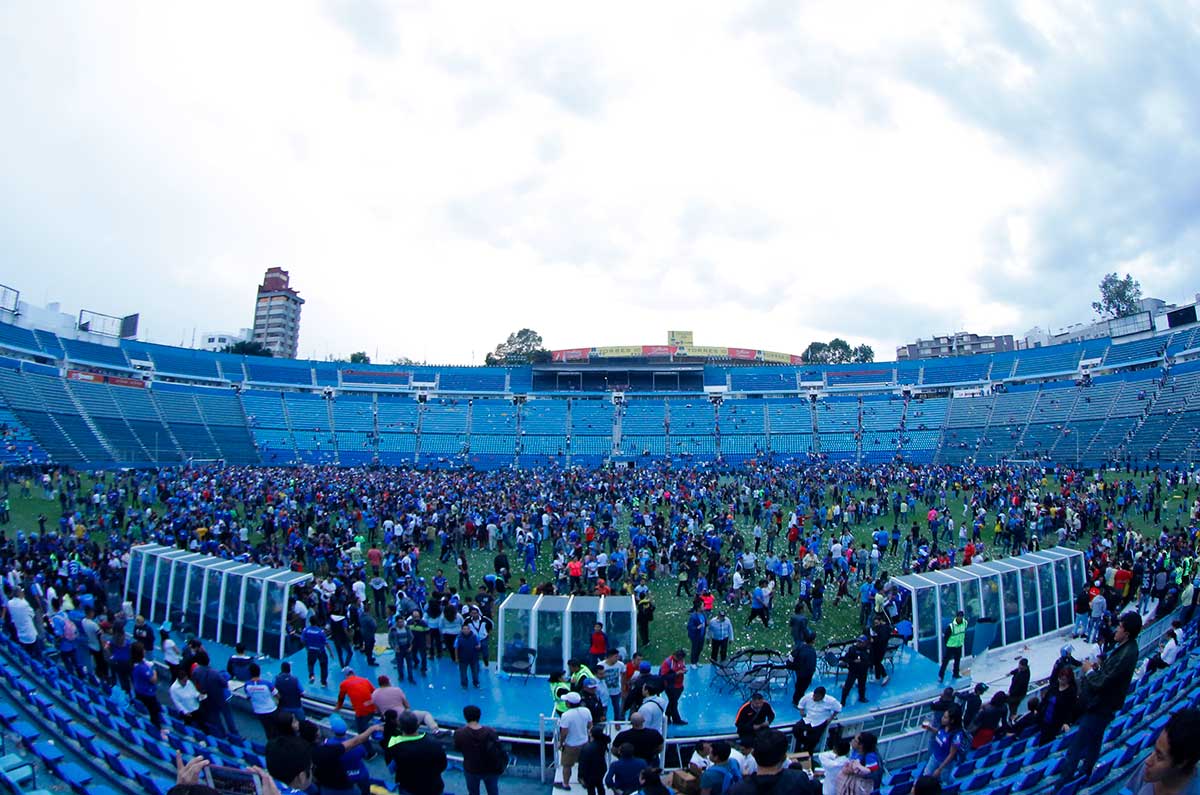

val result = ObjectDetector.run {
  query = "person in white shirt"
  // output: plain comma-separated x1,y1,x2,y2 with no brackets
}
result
1143,628,1180,682
817,736,852,795
5,588,38,651
637,685,669,735
170,668,202,725
557,692,592,791
794,687,842,753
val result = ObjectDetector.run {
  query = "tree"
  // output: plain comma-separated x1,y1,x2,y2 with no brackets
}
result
800,338,874,364
827,338,852,364
349,351,370,364
851,344,875,363
222,340,273,358
800,341,830,364
485,328,550,365
390,356,415,366
1092,272,1143,319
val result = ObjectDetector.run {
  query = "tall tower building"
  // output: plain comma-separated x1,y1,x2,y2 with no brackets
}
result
251,267,304,358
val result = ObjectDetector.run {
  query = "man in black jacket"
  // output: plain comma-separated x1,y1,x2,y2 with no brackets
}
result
728,729,821,795
840,636,871,706
788,640,817,707
1060,611,1142,784
386,711,448,795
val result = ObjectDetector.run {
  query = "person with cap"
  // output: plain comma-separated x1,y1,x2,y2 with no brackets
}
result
708,610,734,663
579,676,608,723
659,649,689,725
1124,707,1200,795
318,714,371,795
557,691,593,791
549,670,572,716
1060,610,1143,784
335,665,377,741
386,711,448,795
938,610,967,681
734,692,776,744
840,635,871,706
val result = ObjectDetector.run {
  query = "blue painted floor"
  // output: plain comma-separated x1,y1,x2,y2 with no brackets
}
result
197,639,949,738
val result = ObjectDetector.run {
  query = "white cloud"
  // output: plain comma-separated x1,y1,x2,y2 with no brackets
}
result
0,1,1195,365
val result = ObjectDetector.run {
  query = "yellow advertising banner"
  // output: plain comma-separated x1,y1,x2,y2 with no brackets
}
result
761,350,792,363
668,330,694,346
595,345,644,357
685,345,731,357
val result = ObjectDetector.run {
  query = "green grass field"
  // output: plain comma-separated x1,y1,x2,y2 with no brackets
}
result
0,469,1175,665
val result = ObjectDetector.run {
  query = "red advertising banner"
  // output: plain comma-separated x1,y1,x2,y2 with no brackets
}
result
640,345,677,357
790,355,806,364
552,348,591,362
107,375,146,388
66,369,103,383
727,348,758,361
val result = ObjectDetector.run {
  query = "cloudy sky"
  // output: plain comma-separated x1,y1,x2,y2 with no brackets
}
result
2,1,1198,364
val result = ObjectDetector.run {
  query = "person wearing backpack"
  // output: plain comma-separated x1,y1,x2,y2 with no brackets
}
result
454,704,505,795
700,741,743,795
50,597,81,676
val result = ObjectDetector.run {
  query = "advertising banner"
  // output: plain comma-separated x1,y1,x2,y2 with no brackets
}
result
66,370,103,383
667,330,694,346
728,347,759,361
641,345,677,357
761,350,792,363
107,375,146,388
595,346,644,358
552,348,591,362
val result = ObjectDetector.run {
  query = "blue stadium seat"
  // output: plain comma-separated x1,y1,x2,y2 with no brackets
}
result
30,740,64,770
0,702,17,727
12,721,40,749
55,762,93,794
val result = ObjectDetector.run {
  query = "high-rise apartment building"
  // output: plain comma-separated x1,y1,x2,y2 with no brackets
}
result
251,267,304,358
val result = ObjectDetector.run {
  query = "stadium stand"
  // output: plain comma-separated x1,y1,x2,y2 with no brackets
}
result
60,338,132,371
1102,336,1167,368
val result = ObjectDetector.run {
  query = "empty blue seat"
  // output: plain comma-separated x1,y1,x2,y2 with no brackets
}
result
30,741,64,769
1055,776,1086,795
965,771,992,790
56,762,93,794
990,785,1013,795
85,786,123,795
12,720,40,749
1086,754,1117,787
0,702,18,726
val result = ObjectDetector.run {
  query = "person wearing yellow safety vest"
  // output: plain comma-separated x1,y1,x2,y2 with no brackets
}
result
549,670,572,716
568,658,597,691
939,610,968,681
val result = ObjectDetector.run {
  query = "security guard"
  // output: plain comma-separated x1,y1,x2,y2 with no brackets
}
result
939,610,968,680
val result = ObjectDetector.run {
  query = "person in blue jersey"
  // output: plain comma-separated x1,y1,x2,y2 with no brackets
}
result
301,616,330,687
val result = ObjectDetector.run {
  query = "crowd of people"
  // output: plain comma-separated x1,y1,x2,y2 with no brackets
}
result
0,458,1198,795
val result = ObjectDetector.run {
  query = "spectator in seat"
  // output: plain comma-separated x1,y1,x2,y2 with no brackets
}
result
1125,708,1200,795
1142,628,1180,684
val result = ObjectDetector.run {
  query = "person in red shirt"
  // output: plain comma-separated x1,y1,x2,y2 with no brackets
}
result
659,650,688,725
589,623,609,662
336,665,377,737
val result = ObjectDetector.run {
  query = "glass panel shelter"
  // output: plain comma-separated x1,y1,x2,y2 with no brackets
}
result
125,543,312,658
499,594,636,675
891,548,1084,667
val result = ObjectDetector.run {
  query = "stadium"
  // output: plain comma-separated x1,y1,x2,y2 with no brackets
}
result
4,5,1200,795
0,287,1198,795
